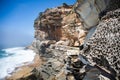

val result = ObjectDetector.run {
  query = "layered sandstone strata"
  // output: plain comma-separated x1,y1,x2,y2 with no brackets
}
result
7,0,120,80
33,4,87,48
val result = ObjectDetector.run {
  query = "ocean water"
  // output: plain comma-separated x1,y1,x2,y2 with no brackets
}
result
0,47,35,80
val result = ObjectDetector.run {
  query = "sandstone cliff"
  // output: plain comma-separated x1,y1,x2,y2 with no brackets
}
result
33,4,87,47
7,0,120,80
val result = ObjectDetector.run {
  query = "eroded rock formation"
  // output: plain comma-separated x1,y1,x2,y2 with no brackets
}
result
75,0,107,29
34,4,87,47
80,9,120,80
7,0,120,80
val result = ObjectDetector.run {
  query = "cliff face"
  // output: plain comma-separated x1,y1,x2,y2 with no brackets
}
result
34,5,71,41
33,0,109,48
7,0,120,80
31,1,120,79
33,4,87,47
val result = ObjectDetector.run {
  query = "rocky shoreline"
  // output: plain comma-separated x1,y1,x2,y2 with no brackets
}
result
6,0,120,80
6,54,42,80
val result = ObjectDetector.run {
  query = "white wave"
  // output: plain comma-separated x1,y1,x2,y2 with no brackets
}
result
2,47,25,53
0,47,36,79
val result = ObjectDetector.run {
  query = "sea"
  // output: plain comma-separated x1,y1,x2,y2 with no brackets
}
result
0,47,35,80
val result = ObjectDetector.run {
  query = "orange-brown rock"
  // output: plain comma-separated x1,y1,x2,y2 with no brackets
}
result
34,5,72,41
34,4,87,47
6,0,120,80
62,12,87,46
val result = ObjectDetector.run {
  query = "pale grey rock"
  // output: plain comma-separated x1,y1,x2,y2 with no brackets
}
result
75,0,107,29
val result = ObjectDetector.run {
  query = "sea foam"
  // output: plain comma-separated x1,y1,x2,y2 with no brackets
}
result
0,47,35,79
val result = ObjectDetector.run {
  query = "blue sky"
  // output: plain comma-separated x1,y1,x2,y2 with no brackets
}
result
0,0,76,49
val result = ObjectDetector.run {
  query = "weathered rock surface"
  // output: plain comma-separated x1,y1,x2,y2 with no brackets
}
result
7,0,120,80
31,0,120,80
80,9,120,80
34,4,87,47
74,0,107,30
